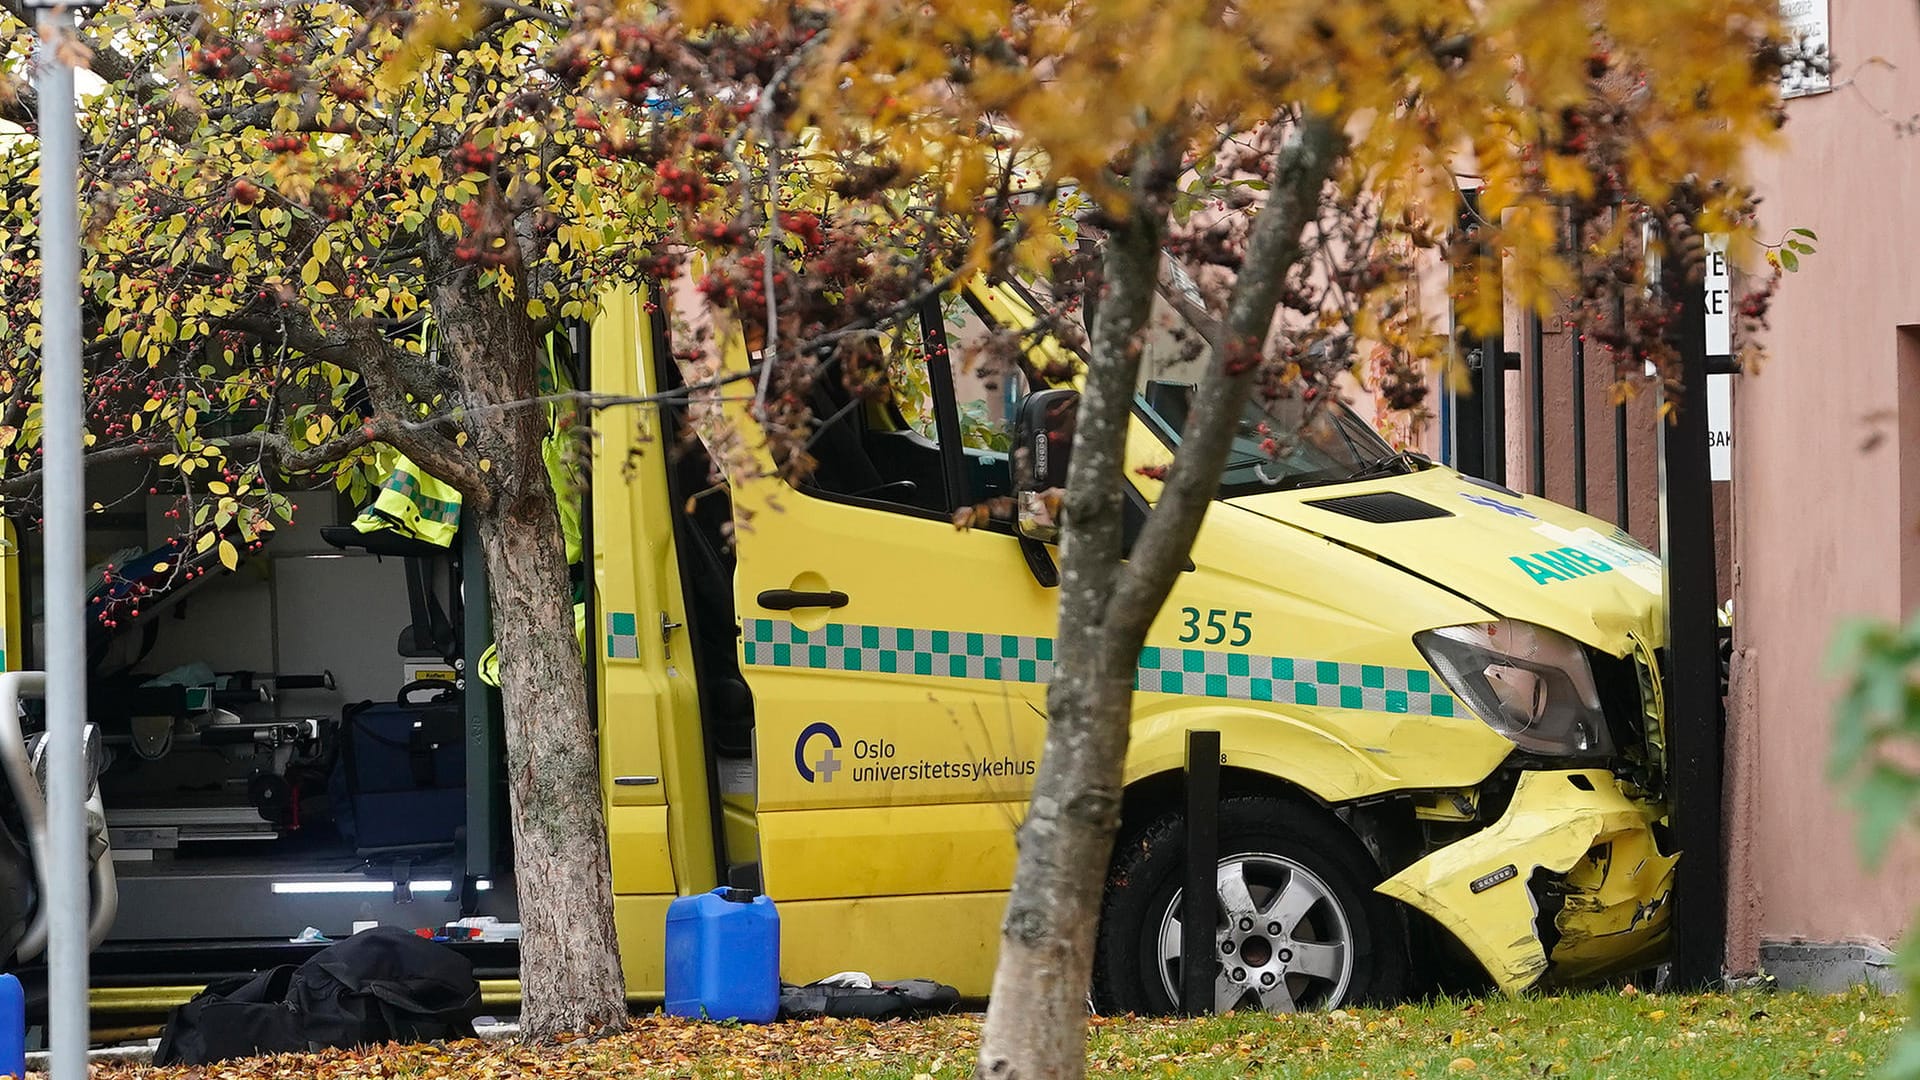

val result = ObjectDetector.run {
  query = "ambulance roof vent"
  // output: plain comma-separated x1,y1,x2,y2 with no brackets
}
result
1304,491,1453,523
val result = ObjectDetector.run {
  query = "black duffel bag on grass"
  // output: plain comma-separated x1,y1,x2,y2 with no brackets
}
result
155,927,481,1065
777,977,961,1021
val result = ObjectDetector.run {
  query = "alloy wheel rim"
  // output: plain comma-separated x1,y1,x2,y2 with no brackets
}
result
1154,853,1355,1013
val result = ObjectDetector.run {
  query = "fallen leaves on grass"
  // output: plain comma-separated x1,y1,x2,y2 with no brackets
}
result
92,987,1906,1080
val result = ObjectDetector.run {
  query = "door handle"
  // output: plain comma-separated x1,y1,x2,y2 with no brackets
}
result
757,589,850,610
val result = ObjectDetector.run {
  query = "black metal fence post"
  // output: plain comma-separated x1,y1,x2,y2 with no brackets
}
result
1452,198,1487,480
1660,272,1728,989
1181,730,1222,1015
1478,296,1507,488
1570,327,1588,512
1615,401,1631,530
1527,313,1546,496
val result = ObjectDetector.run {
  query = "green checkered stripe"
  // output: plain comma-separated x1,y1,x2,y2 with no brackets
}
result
388,470,461,525
741,619,1456,717
1134,646,1455,716
607,611,641,660
743,619,1056,682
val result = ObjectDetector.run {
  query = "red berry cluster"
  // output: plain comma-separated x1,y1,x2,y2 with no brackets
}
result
611,58,658,105
454,140,499,175
641,250,684,282
696,219,746,247
311,170,364,223
263,134,306,155
189,42,242,79
655,162,711,205
777,211,825,249
696,252,775,308
368,172,405,202
803,238,865,282
453,201,511,268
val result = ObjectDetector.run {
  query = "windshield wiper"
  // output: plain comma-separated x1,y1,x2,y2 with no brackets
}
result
1340,450,1431,484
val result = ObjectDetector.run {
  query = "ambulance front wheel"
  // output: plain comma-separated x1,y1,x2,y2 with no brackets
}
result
1091,795,1407,1015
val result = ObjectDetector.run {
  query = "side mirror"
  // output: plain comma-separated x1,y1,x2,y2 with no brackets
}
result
1012,389,1080,543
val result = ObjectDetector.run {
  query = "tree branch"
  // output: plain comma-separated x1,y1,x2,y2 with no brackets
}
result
1105,116,1345,642
477,0,569,29
0,424,377,498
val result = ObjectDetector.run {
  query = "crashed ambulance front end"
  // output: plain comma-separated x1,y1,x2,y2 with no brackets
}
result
1230,467,1676,995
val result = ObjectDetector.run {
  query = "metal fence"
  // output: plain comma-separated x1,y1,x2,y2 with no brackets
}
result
1443,199,1729,989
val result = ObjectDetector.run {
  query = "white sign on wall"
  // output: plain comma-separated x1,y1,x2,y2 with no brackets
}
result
1703,235,1733,481
1707,373,1732,481
1780,0,1831,98
1649,238,1734,479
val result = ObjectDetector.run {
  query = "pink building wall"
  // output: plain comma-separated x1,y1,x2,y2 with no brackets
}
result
1729,0,1920,971
1344,13,1917,969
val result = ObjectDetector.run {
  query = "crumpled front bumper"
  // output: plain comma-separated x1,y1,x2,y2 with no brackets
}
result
1376,769,1678,994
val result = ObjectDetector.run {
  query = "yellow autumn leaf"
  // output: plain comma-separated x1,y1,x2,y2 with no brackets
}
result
218,539,238,571
1542,154,1594,199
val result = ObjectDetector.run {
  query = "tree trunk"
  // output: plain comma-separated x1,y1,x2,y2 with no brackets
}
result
975,121,1343,1080
435,273,627,1039
471,497,627,1038
976,209,1168,1080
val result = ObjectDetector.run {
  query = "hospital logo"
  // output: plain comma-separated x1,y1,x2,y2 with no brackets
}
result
794,722,843,783
1461,492,1537,519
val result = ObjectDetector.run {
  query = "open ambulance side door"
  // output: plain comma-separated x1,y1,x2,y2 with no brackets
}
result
720,292,1055,995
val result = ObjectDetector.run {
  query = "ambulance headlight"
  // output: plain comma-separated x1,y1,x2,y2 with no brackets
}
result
1414,620,1614,758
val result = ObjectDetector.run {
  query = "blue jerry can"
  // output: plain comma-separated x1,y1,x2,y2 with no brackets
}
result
0,972,21,1079
664,887,780,1023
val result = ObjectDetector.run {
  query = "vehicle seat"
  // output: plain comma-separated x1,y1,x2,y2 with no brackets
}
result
319,527,462,666
802,382,921,506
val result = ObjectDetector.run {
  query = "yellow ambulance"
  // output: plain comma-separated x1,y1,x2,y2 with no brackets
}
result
4,273,1673,1020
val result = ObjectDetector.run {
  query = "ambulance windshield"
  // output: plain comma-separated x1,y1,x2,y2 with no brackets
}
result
1129,286,1405,496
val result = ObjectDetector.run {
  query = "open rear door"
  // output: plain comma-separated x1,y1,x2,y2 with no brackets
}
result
1,519,17,674
588,286,711,998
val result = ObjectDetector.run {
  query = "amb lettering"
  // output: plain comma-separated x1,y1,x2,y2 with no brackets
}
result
1511,546,1613,585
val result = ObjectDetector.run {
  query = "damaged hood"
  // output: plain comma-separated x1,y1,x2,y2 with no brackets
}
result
1226,466,1663,656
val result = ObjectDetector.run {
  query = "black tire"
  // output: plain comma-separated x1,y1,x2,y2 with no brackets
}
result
1093,795,1407,1015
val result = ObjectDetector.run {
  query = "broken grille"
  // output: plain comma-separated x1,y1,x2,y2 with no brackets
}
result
1588,642,1666,795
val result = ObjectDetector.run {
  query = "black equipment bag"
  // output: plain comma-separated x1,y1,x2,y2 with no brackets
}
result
340,680,467,852
777,978,961,1021
155,928,480,1065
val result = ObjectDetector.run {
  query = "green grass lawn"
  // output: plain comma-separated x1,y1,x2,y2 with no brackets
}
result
97,986,1905,1080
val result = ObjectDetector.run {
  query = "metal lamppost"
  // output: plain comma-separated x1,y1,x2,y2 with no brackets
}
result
26,3,101,1078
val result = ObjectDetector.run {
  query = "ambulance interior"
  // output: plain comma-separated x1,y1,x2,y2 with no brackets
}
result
13,459,518,979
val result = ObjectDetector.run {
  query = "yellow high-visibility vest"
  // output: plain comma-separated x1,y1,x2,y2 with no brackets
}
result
351,448,464,548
